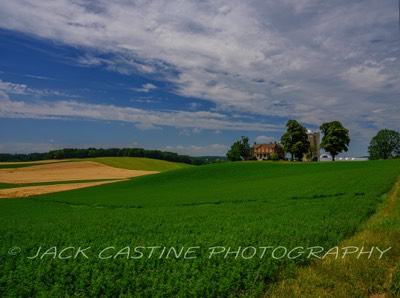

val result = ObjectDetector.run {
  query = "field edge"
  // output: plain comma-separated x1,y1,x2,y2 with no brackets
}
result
265,176,400,297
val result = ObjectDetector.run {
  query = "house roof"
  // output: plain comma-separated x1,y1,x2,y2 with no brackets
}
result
253,143,283,149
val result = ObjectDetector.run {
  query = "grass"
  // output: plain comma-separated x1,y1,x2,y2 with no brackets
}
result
34,160,399,208
79,157,193,172
266,178,400,297
0,160,399,297
0,183,17,189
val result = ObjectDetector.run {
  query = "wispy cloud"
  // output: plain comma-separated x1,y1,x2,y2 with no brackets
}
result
24,74,58,80
132,83,158,93
0,85,277,132
179,128,202,136
0,79,77,98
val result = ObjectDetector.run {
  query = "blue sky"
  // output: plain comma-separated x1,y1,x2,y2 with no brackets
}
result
0,1,399,156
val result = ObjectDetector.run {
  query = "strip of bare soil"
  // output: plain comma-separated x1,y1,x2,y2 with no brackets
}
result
0,161,158,183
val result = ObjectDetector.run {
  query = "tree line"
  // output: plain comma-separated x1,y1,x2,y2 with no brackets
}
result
0,147,213,165
227,120,399,161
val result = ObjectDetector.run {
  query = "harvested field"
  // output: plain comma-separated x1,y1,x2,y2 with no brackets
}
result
0,180,125,199
0,161,159,198
0,161,159,184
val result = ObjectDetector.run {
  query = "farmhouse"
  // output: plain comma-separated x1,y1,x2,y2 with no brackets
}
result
252,142,284,160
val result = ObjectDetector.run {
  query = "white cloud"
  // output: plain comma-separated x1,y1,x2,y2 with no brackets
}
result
132,83,158,93
0,80,29,94
342,60,397,92
188,102,201,110
179,128,203,136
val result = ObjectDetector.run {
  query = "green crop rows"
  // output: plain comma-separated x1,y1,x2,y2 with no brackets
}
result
1,160,399,297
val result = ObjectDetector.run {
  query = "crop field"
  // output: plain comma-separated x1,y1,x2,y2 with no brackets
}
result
0,158,189,198
0,159,399,297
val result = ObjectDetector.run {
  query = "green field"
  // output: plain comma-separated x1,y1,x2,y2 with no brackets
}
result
80,157,193,172
1,160,399,297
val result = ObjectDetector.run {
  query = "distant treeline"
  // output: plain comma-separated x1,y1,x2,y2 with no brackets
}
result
0,148,225,165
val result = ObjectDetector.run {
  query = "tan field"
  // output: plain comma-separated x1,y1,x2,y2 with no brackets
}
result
0,180,125,199
0,161,158,198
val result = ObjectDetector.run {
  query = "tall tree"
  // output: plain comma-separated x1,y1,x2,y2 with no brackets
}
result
320,121,350,161
368,129,400,160
226,136,251,162
280,120,310,161
305,144,318,162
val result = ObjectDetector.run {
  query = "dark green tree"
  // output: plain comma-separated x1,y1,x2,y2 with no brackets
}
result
320,121,350,161
368,129,400,160
280,120,310,161
226,136,251,162
305,144,318,162
269,152,280,161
